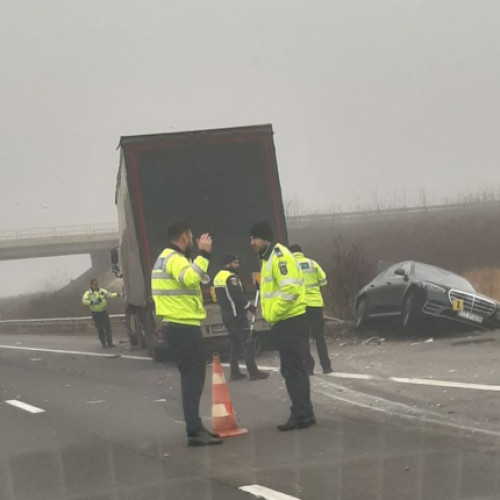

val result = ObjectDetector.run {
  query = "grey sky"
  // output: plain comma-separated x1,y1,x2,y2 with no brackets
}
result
1,0,499,297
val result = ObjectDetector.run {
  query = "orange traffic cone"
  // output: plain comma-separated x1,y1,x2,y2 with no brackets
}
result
211,354,248,438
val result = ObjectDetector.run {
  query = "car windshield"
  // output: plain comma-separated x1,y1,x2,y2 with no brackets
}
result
414,263,476,292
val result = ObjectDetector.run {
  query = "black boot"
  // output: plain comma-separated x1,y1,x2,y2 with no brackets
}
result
187,428,223,447
277,415,313,432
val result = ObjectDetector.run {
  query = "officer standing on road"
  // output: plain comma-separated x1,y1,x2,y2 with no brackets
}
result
82,279,120,348
249,221,315,431
290,245,333,375
151,221,222,447
213,254,269,381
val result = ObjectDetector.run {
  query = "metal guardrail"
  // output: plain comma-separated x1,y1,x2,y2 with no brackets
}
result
0,223,118,242
0,314,125,325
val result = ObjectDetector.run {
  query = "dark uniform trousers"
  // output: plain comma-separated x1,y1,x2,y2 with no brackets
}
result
224,315,259,376
273,314,313,419
92,311,113,347
162,323,206,436
303,306,332,373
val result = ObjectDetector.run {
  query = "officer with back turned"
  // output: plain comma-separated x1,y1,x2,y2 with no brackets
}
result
151,221,222,447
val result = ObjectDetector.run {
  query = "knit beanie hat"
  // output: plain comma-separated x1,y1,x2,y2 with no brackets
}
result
222,253,238,265
249,220,274,241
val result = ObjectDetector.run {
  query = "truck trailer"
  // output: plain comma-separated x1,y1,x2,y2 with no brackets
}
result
113,124,288,360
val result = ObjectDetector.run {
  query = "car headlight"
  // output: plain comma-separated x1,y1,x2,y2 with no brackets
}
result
422,282,446,294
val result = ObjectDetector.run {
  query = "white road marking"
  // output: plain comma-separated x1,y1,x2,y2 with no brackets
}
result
327,371,500,392
389,376,500,392
155,398,167,402
239,485,301,500
316,378,500,439
330,372,378,380
5,399,46,414
3,344,500,394
225,362,279,372
0,344,151,361
86,400,106,404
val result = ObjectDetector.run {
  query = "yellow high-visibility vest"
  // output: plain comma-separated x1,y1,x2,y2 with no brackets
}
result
293,252,327,308
151,248,209,326
259,243,306,324
82,288,118,312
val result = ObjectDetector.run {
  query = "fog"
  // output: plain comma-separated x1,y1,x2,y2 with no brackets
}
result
1,0,499,297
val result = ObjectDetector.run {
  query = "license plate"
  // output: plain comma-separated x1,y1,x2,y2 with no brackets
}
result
457,311,483,323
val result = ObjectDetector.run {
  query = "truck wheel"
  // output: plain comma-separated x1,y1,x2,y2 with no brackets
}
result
137,322,147,349
126,310,139,346
253,334,262,355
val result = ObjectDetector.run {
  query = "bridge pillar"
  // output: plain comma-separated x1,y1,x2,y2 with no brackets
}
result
90,250,112,274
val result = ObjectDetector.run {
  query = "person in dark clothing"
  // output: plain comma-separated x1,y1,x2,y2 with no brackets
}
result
213,254,269,381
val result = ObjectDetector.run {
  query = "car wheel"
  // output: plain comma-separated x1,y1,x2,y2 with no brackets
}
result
355,298,368,330
402,291,424,333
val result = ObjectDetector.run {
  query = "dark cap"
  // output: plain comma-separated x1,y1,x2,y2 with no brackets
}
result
249,220,274,242
289,244,302,253
222,253,239,265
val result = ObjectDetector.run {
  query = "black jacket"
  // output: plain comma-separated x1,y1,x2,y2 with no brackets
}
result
214,269,251,322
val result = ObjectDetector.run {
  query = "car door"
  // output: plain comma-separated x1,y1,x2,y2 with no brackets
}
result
379,262,411,313
367,264,400,314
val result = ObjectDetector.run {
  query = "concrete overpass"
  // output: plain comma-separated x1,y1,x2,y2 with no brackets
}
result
0,223,119,261
2,201,497,261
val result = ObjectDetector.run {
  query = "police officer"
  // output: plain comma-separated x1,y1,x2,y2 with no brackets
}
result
249,221,315,431
151,221,222,447
290,244,333,375
82,279,120,348
214,254,269,381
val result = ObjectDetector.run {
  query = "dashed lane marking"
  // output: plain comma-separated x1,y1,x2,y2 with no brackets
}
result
5,399,46,414
239,485,301,500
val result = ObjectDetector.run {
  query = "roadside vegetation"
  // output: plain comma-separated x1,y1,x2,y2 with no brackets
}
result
288,193,500,319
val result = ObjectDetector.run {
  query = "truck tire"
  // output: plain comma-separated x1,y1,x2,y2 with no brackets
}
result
253,334,262,355
126,309,139,346
136,318,147,350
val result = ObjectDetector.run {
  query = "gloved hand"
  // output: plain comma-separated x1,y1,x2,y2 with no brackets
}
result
247,304,257,315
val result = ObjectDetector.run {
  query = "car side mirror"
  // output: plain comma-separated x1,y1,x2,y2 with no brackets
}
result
110,247,123,278
395,268,408,279
110,247,119,266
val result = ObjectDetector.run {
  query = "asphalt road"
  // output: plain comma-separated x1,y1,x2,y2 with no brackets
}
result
2,330,500,500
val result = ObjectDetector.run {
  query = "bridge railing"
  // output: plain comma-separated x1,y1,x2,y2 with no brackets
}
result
0,223,118,241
